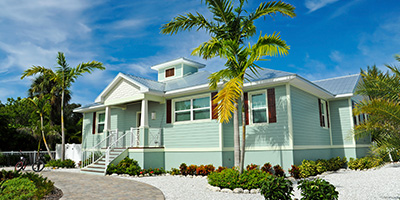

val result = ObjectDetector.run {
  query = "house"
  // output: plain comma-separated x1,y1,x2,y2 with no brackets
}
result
74,57,370,175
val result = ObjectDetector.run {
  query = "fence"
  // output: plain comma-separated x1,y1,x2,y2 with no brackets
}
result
0,151,56,167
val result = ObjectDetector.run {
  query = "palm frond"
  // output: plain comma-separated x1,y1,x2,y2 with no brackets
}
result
248,1,296,21
213,76,243,123
21,66,55,80
161,12,212,35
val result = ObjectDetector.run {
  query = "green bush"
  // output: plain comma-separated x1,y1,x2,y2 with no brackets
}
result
106,157,142,175
348,157,383,170
327,157,347,171
0,177,37,200
298,179,338,200
187,164,197,175
260,175,293,200
216,166,227,172
45,159,75,168
273,165,285,177
299,160,318,178
289,165,300,179
0,169,20,181
208,168,240,190
238,170,269,190
179,163,188,175
169,168,180,175
246,163,259,171
261,162,273,175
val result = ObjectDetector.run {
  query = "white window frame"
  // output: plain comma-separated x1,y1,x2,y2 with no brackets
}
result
249,90,269,125
172,93,211,124
320,99,328,129
96,111,105,134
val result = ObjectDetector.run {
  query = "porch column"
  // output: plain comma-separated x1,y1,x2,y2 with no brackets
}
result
104,106,111,132
140,99,149,127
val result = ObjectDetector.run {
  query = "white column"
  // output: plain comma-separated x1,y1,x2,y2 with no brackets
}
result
141,99,149,127
104,106,111,132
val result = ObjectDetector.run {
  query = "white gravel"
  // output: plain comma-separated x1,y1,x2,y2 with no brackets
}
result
121,162,400,200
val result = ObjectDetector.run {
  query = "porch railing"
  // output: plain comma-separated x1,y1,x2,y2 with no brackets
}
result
81,129,118,168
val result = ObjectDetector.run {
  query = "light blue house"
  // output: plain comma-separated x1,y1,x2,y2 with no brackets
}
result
74,58,370,175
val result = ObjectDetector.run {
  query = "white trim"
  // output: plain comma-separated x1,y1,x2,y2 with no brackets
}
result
334,93,354,98
74,104,106,113
96,111,105,134
128,148,165,153
219,121,223,151
151,57,205,70
286,84,294,148
223,146,292,151
164,148,221,152
349,98,356,145
328,101,333,145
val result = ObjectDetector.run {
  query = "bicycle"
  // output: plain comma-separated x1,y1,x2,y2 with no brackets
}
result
32,150,46,172
15,150,28,172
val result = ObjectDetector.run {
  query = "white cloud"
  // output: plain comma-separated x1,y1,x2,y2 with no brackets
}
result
329,50,343,63
305,0,340,13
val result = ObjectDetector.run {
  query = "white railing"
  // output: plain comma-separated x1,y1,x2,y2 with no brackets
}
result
81,129,117,168
0,151,56,166
105,130,132,173
148,128,162,147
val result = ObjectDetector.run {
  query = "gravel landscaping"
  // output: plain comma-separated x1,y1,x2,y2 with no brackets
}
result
118,162,400,200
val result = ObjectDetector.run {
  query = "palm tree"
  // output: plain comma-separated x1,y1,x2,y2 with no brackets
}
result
21,52,105,160
354,54,400,159
25,95,54,159
162,0,295,172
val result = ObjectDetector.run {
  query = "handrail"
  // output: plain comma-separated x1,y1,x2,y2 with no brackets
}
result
104,129,133,174
81,129,117,168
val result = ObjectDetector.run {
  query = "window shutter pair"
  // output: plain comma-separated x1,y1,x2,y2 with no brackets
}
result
243,88,276,124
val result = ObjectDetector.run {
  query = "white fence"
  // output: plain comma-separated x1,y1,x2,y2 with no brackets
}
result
0,151,56,166
56,143,82,165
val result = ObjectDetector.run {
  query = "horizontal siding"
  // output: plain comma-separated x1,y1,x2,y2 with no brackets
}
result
291,86,330,146
330,99,354,145
223,85,289,147
82,112,105,149
164,121,220,148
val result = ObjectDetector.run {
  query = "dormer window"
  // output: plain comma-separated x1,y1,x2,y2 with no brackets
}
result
165,68,175,78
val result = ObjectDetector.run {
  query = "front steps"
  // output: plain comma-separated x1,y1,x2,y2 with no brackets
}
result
80,148,126,175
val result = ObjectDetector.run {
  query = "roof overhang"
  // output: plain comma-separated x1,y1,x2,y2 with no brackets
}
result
151,58,205,71
95,73,150,103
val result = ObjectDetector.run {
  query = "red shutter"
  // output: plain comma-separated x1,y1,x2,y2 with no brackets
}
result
92,112,96,134
244,92,249,125
326,101,330,128
318,99,323,127
267,88,277,123
166,100,172,124
211,92,218,119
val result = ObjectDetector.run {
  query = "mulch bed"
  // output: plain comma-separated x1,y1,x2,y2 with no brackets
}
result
42,186,63,200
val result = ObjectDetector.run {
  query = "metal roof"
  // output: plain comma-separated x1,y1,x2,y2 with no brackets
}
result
245,68,295,82
313,74,360,95
123,73,165,92
164,71,211,91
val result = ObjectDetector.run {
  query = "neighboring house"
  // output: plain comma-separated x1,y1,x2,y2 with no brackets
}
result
74,57,370,175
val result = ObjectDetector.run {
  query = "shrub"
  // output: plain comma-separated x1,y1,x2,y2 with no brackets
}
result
216,166,227,172
273,165,285,177
187,165,197,175
327,157,347,171
299,160,318,178
45,159,75,168
152,168,165,175
20,172,54,199
348,157,383,170
0,169,20,181
169,168,180,175
0,177,37,200
238,170,269,190
316,159,329,174
246,163,259,171
208,168,240,190
179,163,188,175
106,157,141,175
289,165,300,179
205,164,215,175
298,179,338,200
260,175,293,200
261,162,273,175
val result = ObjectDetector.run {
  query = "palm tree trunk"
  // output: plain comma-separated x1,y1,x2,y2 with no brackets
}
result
240,93,246,174
233,103,240,168
41,114,54,160
61,88,65,161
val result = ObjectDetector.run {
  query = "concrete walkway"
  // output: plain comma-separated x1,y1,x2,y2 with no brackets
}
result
0,167,164,200
40,171,165,200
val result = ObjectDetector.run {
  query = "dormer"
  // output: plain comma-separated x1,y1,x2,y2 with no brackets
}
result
151,57,205,82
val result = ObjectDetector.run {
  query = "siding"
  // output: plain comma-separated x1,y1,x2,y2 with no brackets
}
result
183,64,198,75
291,86,330,146
223,85,289,147
329,99,354,145
82,112,104,149
104,79,141,103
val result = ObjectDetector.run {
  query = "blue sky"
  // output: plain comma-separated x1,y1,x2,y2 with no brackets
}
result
0,0,399,106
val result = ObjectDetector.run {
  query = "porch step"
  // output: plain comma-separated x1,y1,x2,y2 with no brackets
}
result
81,148,127,176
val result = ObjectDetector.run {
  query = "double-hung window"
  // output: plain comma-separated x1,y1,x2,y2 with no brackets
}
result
174,96,210,122
250,92,268,124
97,112,105,134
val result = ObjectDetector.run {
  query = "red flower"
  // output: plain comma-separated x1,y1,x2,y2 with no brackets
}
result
140,171,143,174
150,171,154,174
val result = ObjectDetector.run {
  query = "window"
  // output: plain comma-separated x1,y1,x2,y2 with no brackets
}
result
174,96,210,122
352,100,366,126
97,112,105,133
165,68,175,78
319,99,329,128
250,92,268,124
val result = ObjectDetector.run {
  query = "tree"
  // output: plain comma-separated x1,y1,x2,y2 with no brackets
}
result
354,54,400,159
24,95,54,159
162,0,295,172
21,52,105,160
